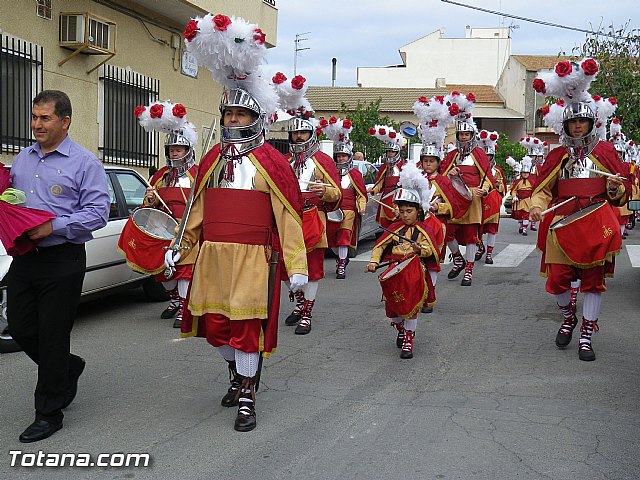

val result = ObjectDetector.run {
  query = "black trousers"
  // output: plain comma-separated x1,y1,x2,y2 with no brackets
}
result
6,243,86,423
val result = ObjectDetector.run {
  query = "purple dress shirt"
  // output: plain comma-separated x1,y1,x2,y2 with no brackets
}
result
10,135,110,248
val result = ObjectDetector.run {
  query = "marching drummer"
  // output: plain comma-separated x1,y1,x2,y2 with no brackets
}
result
273,73,342,335
367,125,407,229
321,117,368,279
367,163,444,359
509,156,535,236
123,101,199,329
529,58,630,361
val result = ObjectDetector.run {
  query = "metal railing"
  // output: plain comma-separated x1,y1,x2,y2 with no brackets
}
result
0,34,43,154
100,64,160,168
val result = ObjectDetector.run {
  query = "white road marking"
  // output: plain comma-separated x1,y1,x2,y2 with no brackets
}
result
625,245,640,267
485,243,536,268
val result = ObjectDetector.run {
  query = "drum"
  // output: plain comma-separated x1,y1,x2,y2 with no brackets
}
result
549,201,622,267
378,256,427,319
481,189,502,223
302,205,325,250
326,208,345,223
117,208,178,274
449,174,473,218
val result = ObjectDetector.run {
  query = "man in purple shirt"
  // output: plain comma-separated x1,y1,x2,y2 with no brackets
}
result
6,90,109,443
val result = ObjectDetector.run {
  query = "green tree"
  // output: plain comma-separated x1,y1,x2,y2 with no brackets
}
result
570,23,640,142
318,98,400,164
495,133,527,183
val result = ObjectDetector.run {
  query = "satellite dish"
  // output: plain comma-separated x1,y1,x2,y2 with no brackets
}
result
399,121,417,139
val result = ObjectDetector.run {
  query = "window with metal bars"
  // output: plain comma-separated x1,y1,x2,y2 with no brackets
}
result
99,64,159,168
0,34,43,154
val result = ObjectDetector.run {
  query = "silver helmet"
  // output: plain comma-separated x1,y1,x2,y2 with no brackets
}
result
219,87,266,156
164,131,195,173
334,142,353,175
561,102,598,158
393,187,421,206
384,142,402,164
420,143,442,160
455,120,477,157
288,117,318,156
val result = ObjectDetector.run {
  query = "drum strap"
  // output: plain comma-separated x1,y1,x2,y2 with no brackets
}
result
392,227,420,246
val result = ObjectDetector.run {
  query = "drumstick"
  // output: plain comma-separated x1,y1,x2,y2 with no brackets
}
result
370,197,397,211
142,177,173,216
380,226,422,247
299,179,333,187
540,196,577,216
363,260,395,272
580,167,622,179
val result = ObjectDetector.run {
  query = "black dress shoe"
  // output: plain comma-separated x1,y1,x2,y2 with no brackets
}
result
160,304,180,319
284,312,301,326
19,420,63,443
421,306,433,314
63,357,86,409
173,317,182,328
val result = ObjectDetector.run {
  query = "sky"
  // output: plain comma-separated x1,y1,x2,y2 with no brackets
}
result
264,0,638,87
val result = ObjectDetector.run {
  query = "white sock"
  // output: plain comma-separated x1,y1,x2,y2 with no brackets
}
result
571,279,581,290
621,225,626,236
465,243,477,263
304,280,319,301
486,233,496,247
404,319,417,332
582,292,602,321
555,291,571,307
177,278,189,298
235,350,260,377
448,239,460,255
217,344,236,362
338,246,348,260
523,220,530,229
163,279,177,291
429,270,438,287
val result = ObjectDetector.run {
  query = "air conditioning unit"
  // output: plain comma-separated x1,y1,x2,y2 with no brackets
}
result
59,12,115,53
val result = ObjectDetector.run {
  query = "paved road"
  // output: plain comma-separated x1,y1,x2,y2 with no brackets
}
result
1,218,639,479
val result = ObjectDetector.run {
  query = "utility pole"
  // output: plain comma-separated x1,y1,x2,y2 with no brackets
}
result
294,32,310,76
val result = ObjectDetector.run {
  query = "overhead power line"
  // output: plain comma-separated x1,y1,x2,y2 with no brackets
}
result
440,0,627,40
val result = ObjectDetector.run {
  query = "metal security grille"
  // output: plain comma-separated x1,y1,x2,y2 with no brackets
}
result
0,34,43,154
100,64,159,168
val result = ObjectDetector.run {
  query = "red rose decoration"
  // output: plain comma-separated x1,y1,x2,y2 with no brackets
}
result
533,139,539,144
448,104,460,116
329,116,338,124
630,141,635,146
532,78,546,94
212,14,232,32
451,91,460,97
429,119,438,127
343,119,353,129
581,58,598,76
183,20,199,42
555,61,573,77
253,28,266,45
133,106,146,118
389,131,396,139
272,72,287,85
378,128,386,135
543,142,548,146
613,118,621,124
315,127,322,137
338,133,345,141
319,118,329,128
525,137,530,142
539,106,550,115
418,96,428,104
172,104,187,118
609,97,617,105
434,96,445,104
368,127,376,135
466,93,476,103
490,134,498,141
596,122,602,128
291,75,306,90
479,130,488,139
149,104,164,118
556,99,565,107
592,95,602,102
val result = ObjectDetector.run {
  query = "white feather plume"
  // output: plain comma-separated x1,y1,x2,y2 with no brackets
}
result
136,100,198,145
398,161,435,212
412,96,454,154
322,117,353,144
369,124,406,148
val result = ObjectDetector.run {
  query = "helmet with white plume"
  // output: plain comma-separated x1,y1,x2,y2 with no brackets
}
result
395,161,436,217
520,156,533,174
479,130,499,162
183,13,276,156
134,101,198,174
369,125,406,164
505,155,520,175
412,95,456,160
448,92,478,157
322,117,354,175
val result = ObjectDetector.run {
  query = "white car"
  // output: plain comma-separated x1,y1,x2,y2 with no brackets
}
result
0,166,167,353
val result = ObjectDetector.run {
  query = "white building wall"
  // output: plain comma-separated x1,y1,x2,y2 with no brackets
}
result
357,28,511,88
495,57,527,115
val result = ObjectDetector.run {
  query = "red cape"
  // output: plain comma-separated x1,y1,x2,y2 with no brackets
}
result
532,142,631,206
430,172,465,219
493,165,507,195
441,146,496,188
373,160,407,189
347,168,368,203
374,218,444,264
197,143,303,219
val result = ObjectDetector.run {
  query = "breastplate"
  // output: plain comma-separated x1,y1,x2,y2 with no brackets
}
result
561,157,595,179
340,175,352,189
209,156,258,190
456,154,475,166
294,157,316,192
386,164,401,177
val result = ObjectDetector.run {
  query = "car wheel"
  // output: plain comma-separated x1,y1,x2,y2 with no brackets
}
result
142,277,170,302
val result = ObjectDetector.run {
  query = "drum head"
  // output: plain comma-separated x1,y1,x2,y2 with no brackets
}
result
379,257,413,280
450,175,473,201
132,208,178,240
327,209,345,223
550,201,605,230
